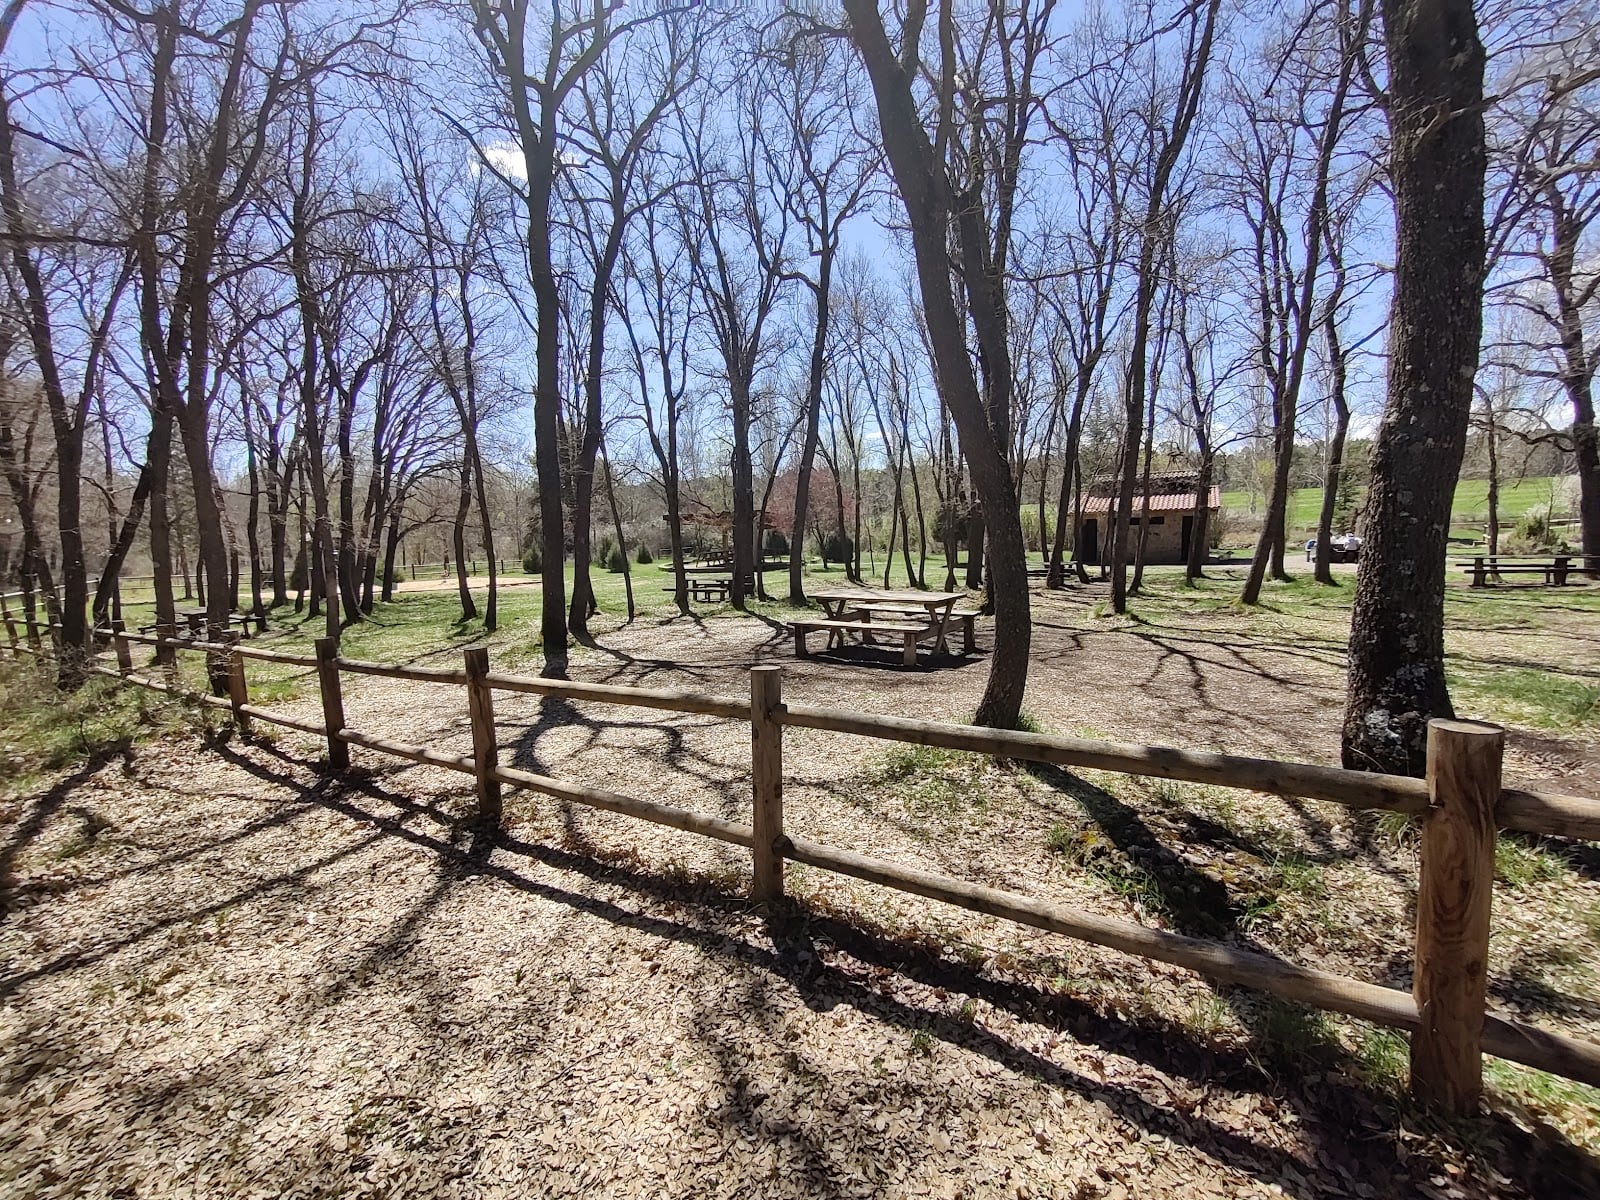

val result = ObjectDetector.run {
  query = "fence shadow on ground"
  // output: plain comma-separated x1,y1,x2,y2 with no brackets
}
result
169,739,1600,1197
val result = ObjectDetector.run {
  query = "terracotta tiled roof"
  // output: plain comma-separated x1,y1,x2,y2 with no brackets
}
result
1078,486,1220,516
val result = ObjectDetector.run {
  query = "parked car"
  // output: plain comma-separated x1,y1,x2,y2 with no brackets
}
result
1304,534,1361,562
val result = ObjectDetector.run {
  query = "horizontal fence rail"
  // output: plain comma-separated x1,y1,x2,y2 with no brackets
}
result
10,617,1600,1112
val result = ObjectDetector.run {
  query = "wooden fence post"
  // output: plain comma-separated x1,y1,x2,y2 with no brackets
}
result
23,593,40,649
750,665,785,901
315,637,348,770
1411,718,1502,1113
112,619,132,675
463,646,502,832
1,593,17,654
224,633,250,733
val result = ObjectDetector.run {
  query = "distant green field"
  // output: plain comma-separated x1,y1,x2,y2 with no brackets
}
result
1220,475,1572,536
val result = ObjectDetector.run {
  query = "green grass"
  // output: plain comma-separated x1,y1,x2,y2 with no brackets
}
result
1494,838,1566,889
0,657,211,790
1449,666,1600,731
1220,475,1573,537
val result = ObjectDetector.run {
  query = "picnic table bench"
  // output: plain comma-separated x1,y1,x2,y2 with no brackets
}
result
1455,555,1576,587
139,609,265,639
662,577,732,603
792,588,980,667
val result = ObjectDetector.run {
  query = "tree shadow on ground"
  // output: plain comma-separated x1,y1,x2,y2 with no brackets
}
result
0,743,133,921
11,734,1597,1199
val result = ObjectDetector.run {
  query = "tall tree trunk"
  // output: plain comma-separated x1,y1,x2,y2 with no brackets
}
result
1485,418,1500,560
452,459,477,621
381,510,403,603
1186,457,1214,581
844,0,1030,727
1544,190,1600,574
93,462,152,628
1313,311,1351,585
1342,0,1486,776
148,410,177,665
600,438,634,622
790,257,833,604
244,407,265,619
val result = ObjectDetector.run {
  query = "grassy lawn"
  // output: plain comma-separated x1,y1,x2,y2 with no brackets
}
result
88,556,1600,742
1221,474,1572,537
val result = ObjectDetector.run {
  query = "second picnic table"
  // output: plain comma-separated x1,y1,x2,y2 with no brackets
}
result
794,587,976,666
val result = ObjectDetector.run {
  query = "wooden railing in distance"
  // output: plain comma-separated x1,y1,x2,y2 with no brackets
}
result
14,625,1600,1111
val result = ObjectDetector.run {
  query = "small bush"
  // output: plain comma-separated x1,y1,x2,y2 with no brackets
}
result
521,546,542,574
605,544,627,573
765,529,790,556
822,530,853,563
635,543,654,565
1515,505,1554,550
594,534,617,567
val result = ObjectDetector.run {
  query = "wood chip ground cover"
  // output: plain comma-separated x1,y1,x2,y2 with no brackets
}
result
3,576,1598,1198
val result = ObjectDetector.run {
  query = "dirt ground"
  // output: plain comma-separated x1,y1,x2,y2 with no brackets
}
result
3,575,1598,1198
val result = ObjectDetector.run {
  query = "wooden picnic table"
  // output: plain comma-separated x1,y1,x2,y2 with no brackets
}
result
808,587,968,656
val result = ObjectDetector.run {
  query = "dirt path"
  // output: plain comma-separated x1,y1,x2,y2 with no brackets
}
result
3,577,1597,1198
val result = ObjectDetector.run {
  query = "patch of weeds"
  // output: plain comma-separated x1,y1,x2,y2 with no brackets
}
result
1247,999,1338,1070
1185,994,1233,1042
247,674,304,705
1352,1026,1408,1091
874,744,990,819
1485,1060,1600,1149
1011,711,1046,735
1276,854,1325,899
1044,820,1085,856
1494,837,1564,889
878,744,964,781
910,1029,935,1056
1241,854,1330,935
1144,777,1193,807
1375,810,1418,850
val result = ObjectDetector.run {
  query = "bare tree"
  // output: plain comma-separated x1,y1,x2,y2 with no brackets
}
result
1342,0,1487,776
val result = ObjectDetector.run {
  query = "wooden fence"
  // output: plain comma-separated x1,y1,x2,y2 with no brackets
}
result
6,603,1600,1115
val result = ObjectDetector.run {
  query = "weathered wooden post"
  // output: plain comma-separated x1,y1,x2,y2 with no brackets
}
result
750,665,785,901
111,619,132,676
1,592,17,654
22,590,40,649
224,634,250,733
463,646,502,833
1470,556,1486,588
314,637,348,770
1411,718,1502,1113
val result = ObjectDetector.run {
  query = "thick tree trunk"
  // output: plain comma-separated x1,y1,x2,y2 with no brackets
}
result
1342,0,1486,776
844,0,1030,727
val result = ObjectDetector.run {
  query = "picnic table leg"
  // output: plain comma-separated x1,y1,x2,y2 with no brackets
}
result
931,601,954,655
902,632,917,668
1555,556,1570,586
794,626,809,658
1471,557,1486,588
961,614,975,656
